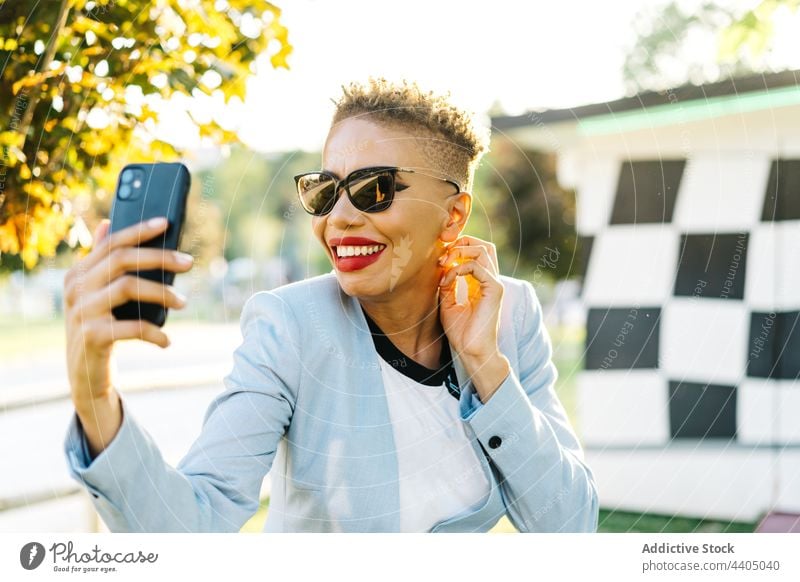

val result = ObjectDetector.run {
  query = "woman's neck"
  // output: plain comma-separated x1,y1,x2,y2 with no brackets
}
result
358,285,445,369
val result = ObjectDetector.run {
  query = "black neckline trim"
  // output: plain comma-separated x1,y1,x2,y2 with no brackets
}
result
360,305,456,388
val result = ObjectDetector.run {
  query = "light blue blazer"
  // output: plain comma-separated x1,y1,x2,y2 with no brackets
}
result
64,272,599,532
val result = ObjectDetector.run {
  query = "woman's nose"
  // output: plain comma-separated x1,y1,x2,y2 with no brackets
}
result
327,187,366,228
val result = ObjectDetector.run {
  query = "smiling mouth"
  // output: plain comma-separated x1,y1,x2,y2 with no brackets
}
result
333,244,387,258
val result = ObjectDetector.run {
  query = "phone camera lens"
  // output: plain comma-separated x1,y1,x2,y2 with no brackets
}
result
121,170,134,183
119,184,132,199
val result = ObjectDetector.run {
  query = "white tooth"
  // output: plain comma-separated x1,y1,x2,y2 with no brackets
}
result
336,244,385,258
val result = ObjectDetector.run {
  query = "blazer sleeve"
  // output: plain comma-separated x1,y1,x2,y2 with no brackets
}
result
62,291,301,532
458,280,599,532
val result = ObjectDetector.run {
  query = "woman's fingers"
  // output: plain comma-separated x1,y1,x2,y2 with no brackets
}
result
77,275,187,318
81,317,172,350
82,217,170,273
83,247,194,291
439,244,498,276
439,259,498,289
65,247,192,309
64,217,182,407
65,219,173,310
463,236,499,272
93,218,111,244
438,237,501,305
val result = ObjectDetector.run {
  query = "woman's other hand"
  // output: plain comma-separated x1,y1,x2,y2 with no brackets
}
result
438,235,510,402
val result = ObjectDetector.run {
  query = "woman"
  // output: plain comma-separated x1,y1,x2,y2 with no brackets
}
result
63,78,599,533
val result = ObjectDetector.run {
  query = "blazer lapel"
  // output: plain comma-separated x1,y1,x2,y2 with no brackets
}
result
335,289,401,530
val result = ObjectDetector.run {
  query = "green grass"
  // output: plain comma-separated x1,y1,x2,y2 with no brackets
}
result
240,500,520,533
598,509,756,533
0,316,66,361
550,324,584,432
243,504,755,533
0,314,216,361
240,499,270,533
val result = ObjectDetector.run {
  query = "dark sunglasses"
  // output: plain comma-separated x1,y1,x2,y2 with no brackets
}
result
293,166,462,216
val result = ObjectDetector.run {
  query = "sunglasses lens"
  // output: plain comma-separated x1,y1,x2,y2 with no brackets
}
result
296,173,337,215
348,170,394,212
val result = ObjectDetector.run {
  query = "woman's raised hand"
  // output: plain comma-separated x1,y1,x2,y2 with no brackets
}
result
437,234,503,359
437,234,511,402
64,217,193,406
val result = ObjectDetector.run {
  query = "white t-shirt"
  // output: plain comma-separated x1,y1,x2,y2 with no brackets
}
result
362,307,492,532
378,359,491,531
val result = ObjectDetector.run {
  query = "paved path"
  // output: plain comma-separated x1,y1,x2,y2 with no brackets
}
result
0,322,273,532
1,322,242,409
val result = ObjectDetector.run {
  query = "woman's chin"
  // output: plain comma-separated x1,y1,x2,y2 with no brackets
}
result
334,271,389,298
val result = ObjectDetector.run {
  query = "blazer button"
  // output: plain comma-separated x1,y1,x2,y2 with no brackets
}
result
488,435,502,449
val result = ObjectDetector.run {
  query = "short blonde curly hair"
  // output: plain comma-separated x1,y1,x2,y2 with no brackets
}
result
329,77,490,192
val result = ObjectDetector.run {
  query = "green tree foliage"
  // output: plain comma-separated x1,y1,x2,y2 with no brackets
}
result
474,137,578,283
717,0,800,62
199,146,330,278
0,0,291,270
624,0,799,92
623,2,739,92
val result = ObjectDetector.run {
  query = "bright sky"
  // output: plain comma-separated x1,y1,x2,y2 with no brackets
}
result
155,0,800,154
158,0,641,153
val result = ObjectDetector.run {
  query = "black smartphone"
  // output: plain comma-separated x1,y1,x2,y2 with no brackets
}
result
108,162,191,327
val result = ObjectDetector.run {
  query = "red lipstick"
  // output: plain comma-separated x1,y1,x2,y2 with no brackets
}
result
328,236,387,272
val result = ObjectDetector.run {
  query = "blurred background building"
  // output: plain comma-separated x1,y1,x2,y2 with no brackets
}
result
495,69,800,522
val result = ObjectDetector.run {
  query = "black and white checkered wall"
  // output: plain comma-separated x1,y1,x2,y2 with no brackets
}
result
577,157,800,450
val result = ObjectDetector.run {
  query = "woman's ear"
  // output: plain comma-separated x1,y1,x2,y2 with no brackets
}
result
439,192,472,243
